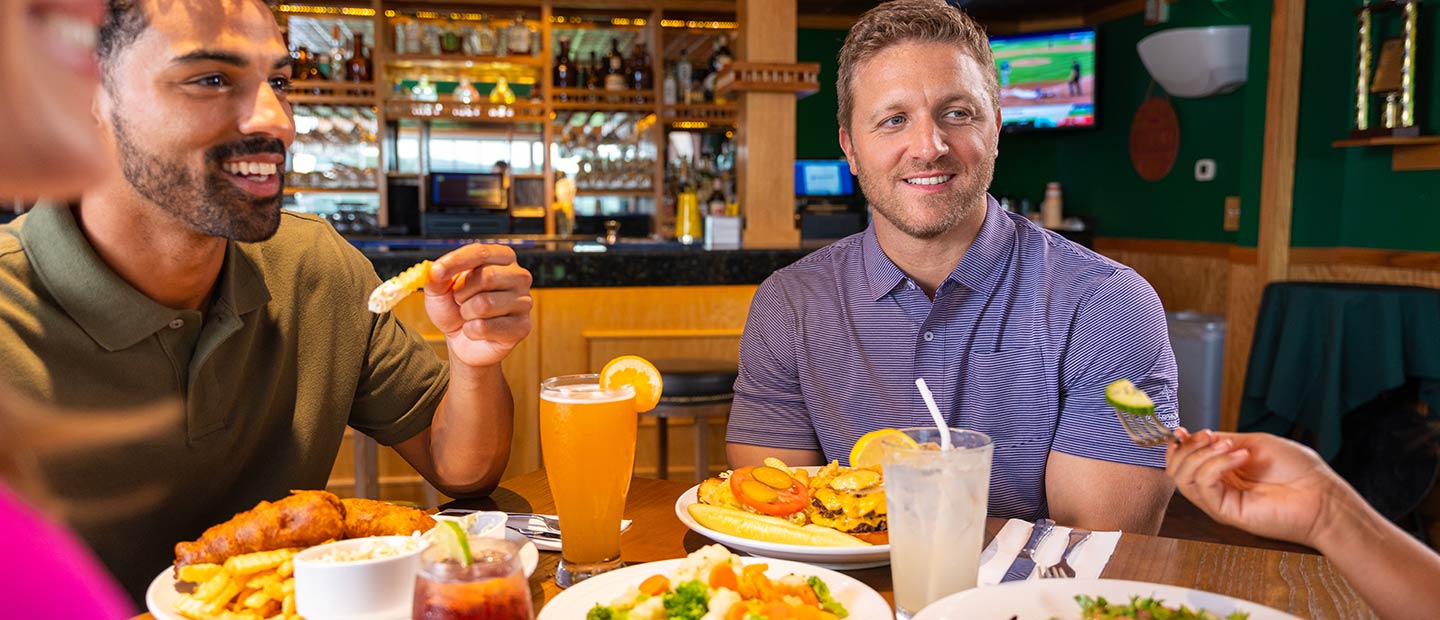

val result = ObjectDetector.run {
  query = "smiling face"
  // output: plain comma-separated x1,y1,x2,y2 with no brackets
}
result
839,41,1000,241
96,0,295,242
0,0,110,198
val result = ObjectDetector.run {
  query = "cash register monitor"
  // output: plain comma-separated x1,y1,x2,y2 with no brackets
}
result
794,160,854,198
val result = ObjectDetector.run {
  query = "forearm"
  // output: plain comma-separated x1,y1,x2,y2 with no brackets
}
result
1313,491,1440,620
428,361,514,497
1046,453,1172,535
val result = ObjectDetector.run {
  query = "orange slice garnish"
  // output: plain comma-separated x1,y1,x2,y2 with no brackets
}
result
599,355,663,413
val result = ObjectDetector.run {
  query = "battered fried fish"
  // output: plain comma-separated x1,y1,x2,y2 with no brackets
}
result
174,490,344,568
341,497,436,538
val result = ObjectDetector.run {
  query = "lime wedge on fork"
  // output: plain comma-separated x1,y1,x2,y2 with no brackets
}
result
1105,379,1156,417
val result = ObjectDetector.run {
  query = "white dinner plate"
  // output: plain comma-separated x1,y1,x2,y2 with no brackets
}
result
674,467,891,570
536,556,893,620
145,530,540,620
910,578,1303,620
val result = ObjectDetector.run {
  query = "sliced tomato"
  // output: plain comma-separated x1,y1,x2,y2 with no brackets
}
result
729,466,809,516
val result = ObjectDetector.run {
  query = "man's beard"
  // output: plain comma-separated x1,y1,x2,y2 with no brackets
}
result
857,153,995,240
112,115,286,243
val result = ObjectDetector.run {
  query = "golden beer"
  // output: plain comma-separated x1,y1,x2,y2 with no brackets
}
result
538,374,637,587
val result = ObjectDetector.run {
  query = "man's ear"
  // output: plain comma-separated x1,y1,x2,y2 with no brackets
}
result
839,126,858,175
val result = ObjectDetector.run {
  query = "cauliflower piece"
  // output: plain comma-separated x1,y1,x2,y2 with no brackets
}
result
673,544,737,584
701,587,742,620
629,595,666,620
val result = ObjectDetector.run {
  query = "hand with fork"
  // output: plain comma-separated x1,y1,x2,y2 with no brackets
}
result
1164,429,1440,620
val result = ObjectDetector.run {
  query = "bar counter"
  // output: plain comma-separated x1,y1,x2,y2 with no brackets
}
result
354,237,813,287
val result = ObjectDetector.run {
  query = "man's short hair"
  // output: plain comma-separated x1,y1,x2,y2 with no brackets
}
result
97,0,148,87
836,0,999,133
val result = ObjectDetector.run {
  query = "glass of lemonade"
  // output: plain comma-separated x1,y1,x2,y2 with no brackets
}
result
539,374,638,587
881,427,993,620
413,537,532,620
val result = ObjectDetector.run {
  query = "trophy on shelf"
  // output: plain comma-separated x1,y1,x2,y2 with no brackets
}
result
1351,0,1423,138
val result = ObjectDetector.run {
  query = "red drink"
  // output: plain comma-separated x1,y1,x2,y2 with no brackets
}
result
413,538,533,620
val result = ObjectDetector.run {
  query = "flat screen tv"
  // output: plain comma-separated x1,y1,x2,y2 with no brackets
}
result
989,27,1097,132
794,160,855,197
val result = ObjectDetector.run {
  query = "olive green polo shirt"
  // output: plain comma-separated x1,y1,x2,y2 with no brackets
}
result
0,205,448,600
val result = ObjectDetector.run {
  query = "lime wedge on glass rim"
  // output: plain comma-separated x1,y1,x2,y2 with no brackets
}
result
430,519,473,567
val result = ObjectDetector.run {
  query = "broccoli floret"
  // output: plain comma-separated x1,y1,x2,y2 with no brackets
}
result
661,579,710,620
586,605,629,620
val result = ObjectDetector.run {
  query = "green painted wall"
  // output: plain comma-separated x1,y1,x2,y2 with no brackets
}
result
1289,2,1440,251
794,1,1440,252
989,0,1264,244
796,28,848,160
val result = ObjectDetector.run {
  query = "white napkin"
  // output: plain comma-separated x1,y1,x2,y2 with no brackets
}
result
977,518,1120,585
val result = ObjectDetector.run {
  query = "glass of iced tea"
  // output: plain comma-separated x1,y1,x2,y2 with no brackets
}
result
412,537,533,620
539,373,638,587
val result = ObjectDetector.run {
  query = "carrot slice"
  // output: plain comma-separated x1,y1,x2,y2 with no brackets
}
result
637,574,670,597
710,564,739,591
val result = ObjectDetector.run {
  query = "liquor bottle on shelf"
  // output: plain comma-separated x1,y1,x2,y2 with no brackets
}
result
586,51,602,90
440,19,461,55
410,75,437,102
403,15,422,55
662,66,677,107
629,41,653,96
506,12,531,56
675,48,693,104
552,35,575,100
709,34,734,104
346,33,370,83
603,38,626,92
327,24,346,82
706,177,727,215
475,14,497,56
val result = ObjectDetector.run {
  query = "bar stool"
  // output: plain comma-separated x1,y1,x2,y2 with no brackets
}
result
647,359,738,482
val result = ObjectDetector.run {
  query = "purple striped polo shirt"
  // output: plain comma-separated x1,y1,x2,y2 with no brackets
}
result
728,195,1179,521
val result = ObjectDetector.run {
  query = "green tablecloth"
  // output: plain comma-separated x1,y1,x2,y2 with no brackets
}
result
1239,282,1440,460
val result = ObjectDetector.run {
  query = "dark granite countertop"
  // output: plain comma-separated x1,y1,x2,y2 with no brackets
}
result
353,237,814,288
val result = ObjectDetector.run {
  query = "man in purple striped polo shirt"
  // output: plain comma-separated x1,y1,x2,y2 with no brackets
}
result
726,0,1179,534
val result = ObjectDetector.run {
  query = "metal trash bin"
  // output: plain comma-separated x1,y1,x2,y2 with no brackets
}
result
1167,311,1226,431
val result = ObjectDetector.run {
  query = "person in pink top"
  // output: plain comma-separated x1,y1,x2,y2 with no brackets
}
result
0,0,168,617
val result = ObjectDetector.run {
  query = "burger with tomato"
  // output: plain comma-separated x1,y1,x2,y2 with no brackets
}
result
698,461,811,524
697,458,887,544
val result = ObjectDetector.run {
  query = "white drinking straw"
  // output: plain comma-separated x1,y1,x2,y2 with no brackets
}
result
914,378,953,450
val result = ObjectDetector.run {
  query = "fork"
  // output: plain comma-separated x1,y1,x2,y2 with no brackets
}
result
1041,530,1091,579
507,512,562,533
1112,407,1254,490
1111,406,1176,448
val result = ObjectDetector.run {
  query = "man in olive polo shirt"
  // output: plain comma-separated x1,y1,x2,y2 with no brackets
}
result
0,0,533,599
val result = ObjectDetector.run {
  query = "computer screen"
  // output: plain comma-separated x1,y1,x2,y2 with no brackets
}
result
794,160,855,197
430,173,505,210
990,27,1097,132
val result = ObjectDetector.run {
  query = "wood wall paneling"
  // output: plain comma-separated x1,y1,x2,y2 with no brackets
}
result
1092,238,1231,316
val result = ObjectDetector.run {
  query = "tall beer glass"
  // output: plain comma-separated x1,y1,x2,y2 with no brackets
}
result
539,374,637,587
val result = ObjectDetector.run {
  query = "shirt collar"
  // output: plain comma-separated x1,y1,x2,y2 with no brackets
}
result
948,194,1015,295
861,194,1015,301
21,204,271,352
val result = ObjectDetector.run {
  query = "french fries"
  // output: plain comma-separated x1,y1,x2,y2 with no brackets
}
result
173,548,302,620
687,503,871,547
367,260,432,313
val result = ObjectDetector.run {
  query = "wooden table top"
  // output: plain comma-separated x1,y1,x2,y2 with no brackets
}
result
138,470,1378,619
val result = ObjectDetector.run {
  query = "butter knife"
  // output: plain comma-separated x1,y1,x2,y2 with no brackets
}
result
1000,518,1055,583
